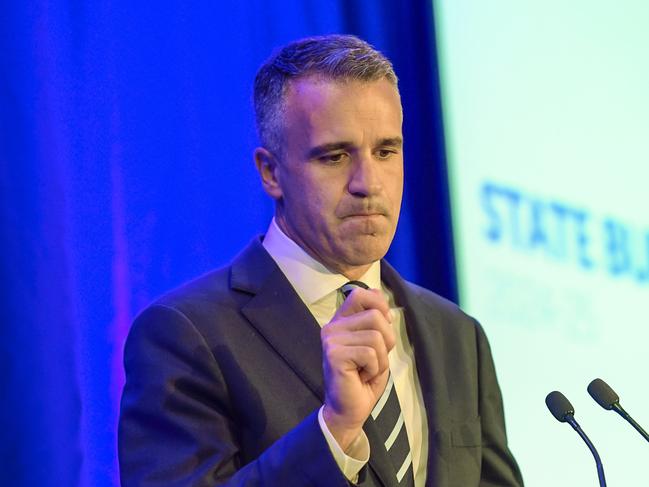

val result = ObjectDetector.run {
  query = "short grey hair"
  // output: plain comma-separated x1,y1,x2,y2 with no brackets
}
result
253,34,399,156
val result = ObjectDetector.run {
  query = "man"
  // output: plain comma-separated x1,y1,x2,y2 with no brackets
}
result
119,35,523,487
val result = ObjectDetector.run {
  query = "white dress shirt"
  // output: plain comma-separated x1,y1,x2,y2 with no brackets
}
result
262,218,428,486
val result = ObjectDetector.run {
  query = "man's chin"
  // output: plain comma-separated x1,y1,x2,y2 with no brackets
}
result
339,237,392,265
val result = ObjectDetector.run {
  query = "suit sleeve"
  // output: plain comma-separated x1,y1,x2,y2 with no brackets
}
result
118,304,351,487
474,320,525,487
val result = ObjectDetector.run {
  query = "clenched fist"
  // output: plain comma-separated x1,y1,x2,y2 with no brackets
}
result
321,286,395,450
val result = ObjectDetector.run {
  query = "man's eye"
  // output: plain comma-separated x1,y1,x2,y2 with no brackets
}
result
320,153,346,164
376,149,395,159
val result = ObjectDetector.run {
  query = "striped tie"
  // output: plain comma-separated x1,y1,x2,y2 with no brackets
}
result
340,281,415,486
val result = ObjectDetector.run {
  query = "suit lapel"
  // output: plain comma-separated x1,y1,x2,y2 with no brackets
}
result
231,238,325,401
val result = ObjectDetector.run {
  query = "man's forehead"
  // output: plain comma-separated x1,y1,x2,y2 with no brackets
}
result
283,77,401,122
276,75,403,156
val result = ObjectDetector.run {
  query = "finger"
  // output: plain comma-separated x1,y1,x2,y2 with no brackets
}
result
323,329,390,374
324,344,382,382
324,309,396,352
358,360,390,384
336,287,391,322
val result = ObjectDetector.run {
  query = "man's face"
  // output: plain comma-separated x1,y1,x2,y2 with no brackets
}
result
266,76,404,279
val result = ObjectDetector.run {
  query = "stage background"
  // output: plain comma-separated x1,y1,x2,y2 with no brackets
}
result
1,1,452,486
3,1,646,486
434,0,649,485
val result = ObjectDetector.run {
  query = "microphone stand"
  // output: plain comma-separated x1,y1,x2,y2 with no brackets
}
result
565,415,607,487
611,403,649,443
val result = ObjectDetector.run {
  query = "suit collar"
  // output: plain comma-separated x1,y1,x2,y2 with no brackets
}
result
229,236,276,294
261,218,347,306
262,218,382,306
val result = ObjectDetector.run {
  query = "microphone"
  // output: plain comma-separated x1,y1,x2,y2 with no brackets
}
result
588,378,649,443
545,390,607,487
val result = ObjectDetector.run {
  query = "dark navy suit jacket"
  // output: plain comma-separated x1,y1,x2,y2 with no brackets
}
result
118,237,523,486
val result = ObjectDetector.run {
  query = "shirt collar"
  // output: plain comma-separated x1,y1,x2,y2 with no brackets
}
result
262,218,381,306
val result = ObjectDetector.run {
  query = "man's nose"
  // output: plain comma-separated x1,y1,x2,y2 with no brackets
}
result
347,153,381,197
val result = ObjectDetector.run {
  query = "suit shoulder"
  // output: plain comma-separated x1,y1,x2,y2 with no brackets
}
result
131,263,243,332
156,265,233,308
403,280,466,316
143,236,270,317
405,281,484,344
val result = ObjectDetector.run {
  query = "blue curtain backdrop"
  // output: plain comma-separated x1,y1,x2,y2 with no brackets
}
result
0,1,454,485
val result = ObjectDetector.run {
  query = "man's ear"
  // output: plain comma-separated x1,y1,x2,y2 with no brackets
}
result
254,147,283,200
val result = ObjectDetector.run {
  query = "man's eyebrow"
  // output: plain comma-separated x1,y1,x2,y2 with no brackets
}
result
378,137,403,148
307,137,403,159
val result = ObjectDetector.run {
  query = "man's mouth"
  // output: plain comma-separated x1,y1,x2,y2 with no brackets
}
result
345,212,384,217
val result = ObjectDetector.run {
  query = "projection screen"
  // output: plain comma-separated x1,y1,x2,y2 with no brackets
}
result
433,1,649,485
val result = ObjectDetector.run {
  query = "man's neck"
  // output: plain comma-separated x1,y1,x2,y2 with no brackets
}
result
273,215,374,280
262,218,381,306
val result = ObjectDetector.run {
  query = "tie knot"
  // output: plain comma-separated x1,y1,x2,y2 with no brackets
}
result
340,280,369,299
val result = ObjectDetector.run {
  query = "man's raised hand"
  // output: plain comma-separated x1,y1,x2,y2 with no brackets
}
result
321,287,395,451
